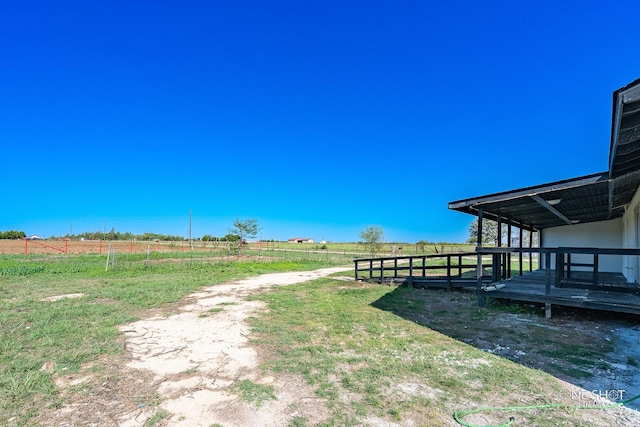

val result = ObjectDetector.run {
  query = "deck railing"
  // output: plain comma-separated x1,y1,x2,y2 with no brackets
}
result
477,247,640,283
355,246,640,292
353,252,502,287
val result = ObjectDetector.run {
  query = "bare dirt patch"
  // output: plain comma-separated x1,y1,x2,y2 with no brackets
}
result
40,293,85,302
40,267,349,427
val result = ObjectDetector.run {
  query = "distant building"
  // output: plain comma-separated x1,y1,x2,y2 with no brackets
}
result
27,235,41,240
288,237,314,244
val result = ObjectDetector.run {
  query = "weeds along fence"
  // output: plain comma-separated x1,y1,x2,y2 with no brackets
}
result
3,241,358,271
8,239,476,258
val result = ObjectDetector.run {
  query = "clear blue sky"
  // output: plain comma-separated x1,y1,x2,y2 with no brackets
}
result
2,1,639,243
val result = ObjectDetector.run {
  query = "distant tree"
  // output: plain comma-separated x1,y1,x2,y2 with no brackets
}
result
0,230,26,239
359,225,384,257
221,233,241,242
467,219,505,245
228,218,261,255
416,240,429,253
230,218,260,242
202,234,212,242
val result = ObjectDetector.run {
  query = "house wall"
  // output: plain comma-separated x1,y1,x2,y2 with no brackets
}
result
541,218,623,273
622,187,640,282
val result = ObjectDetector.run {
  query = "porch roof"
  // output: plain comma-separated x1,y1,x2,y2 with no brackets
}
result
448,171,640,231
449,78,640,231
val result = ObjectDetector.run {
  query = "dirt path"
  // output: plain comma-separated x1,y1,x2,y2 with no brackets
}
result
117,267,350,427
44,269,640,426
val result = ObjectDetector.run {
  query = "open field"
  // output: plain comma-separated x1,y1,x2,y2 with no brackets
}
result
0,238,476,258
2,252,639,426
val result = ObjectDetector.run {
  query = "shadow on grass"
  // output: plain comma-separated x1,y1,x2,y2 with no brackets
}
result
370,284,640,410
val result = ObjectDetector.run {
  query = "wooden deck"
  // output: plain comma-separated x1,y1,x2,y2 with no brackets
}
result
354,248,640,316
486,270,640,315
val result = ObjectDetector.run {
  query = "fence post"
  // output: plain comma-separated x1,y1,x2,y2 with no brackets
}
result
65,239,68,254
409,257,414,287
106,244,112,271
130,240,133,253
24,238,28,255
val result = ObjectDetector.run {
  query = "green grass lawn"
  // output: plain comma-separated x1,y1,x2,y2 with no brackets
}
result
0,253,628,427
0,253,340,425
248,277,629,426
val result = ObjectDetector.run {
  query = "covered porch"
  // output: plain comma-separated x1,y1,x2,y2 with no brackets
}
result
477,246,640,317
442,78,640,317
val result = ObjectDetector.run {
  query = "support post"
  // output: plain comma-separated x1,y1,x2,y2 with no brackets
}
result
519,227,523,275
545,250,553,318
477,209,485,307
545,303,552,319
446,255,452,292
408,257,413,287
497,217,505,279
529,230,533,272
507,220,512,278
593,252,599,288
544,252,552,295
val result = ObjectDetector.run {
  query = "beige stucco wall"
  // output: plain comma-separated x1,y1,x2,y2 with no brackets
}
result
541,218,623,273
621,187,640,282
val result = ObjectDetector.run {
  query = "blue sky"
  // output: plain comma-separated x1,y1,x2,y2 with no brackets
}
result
2,1,639,243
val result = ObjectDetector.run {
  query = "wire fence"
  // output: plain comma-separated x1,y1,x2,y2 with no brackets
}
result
2,239,476,258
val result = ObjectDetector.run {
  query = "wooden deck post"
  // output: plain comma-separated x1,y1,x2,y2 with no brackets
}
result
446,255,452,292
477,209,485,307
545,251,552,318
507,220,512,278
593,252,599,288
529,230,533,272
555,252,564,287
409,257,414,287
519,227,523,275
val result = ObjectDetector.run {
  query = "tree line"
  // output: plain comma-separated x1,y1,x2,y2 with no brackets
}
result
56,229,186,241
0,230,26,239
